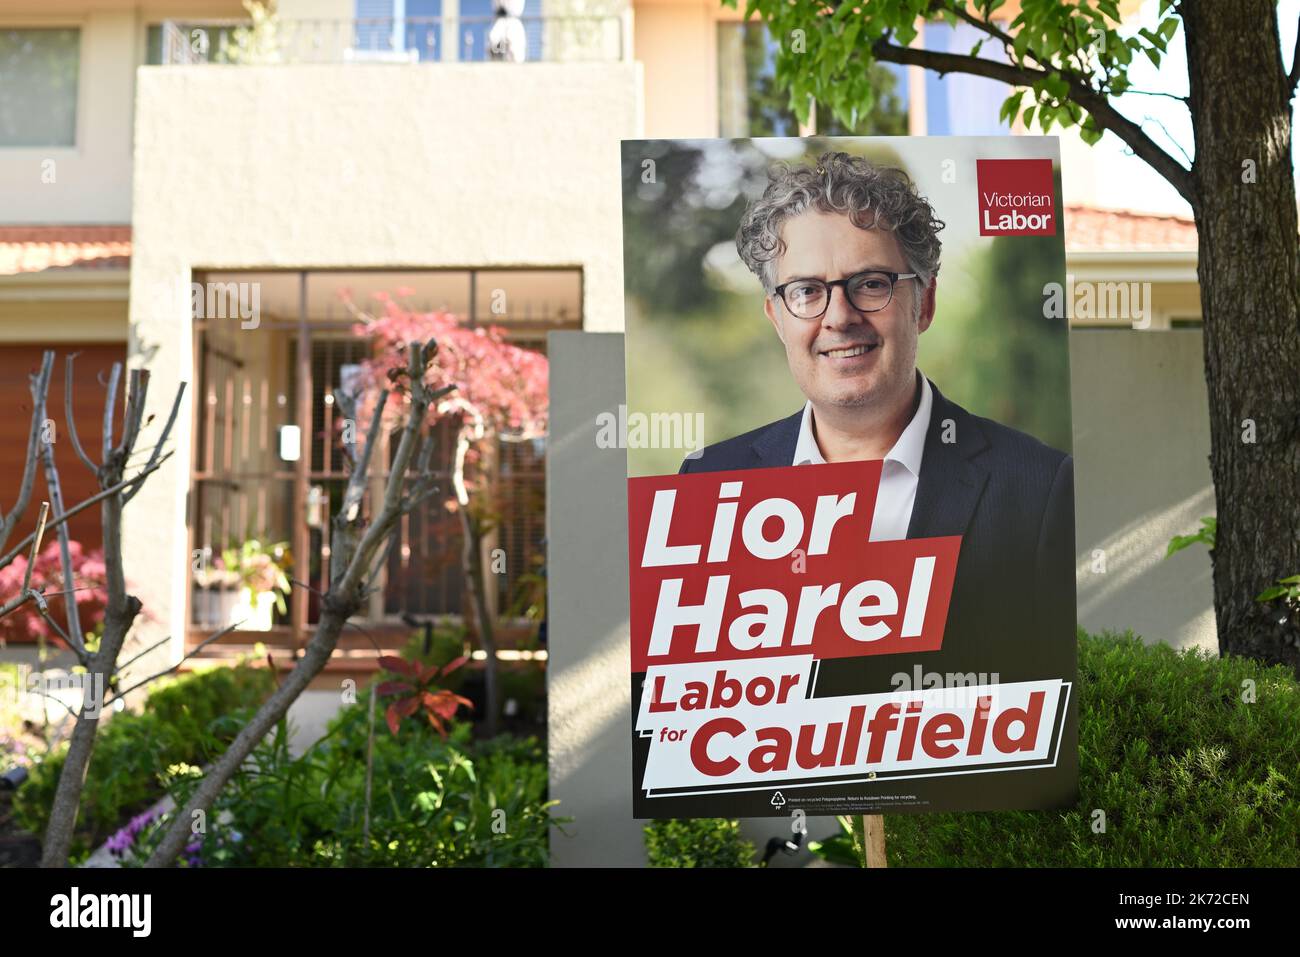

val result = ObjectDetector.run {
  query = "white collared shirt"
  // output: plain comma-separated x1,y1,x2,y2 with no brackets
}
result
792,372,933,542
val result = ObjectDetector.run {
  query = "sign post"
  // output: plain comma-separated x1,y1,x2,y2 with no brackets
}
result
863,814,887,868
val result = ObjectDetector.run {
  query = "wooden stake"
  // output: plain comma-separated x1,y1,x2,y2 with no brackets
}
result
863,814,887,867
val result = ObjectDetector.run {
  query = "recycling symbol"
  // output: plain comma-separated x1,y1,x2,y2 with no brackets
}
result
770,791,787,808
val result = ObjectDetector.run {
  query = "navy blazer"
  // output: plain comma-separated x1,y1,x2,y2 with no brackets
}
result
679,378,1077,688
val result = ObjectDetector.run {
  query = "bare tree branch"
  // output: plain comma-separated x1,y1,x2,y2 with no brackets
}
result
1121,89,1192,102
1139,112,1195,168
21,680,80,720
63,354,100,475
40,427,85,651
362,529,399,595
101,362,122,460
0,451,173,571
32,597,84,663
0,504,85,667
332,386,361,468
123,381,186,504
113,631,177,675
21,502,49,595
105,619,246,705
117,369,150,461
338,390,389,527
0,352,54,556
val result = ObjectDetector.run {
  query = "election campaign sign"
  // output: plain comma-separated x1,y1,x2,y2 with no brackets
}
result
621,137,1078,818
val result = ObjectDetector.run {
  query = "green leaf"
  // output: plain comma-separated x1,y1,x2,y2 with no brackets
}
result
1166,533,1205,557
1158,17,1180,42
1013,28,1031,62
999,92,1020,124
843,19,861,52
1255,586,1289,602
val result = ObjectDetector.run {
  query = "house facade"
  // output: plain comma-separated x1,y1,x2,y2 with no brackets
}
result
1,0,1213,699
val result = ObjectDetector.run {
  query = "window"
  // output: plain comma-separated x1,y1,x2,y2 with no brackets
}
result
0,28,79,146
717,22,908,138
354,0,447,62
188,268,578,649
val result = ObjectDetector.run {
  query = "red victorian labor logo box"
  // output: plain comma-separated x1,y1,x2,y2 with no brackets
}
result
976,158,1057,236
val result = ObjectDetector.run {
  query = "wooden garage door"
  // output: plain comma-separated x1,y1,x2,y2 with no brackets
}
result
0,343,126,558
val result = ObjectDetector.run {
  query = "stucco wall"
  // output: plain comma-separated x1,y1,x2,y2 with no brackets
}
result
634,0,719,138
1070,328,1216,653
126,61,642,679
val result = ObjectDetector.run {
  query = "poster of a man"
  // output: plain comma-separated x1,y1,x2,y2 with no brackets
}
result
622,137,1078,819
682,151,1075,689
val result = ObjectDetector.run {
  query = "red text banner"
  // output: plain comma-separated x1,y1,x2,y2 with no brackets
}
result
628,462,961,672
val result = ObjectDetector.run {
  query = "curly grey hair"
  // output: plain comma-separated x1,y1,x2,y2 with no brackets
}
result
736,151,945,296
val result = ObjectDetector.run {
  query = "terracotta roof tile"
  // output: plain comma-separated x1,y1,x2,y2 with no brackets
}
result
0,225,132,276
0,212,1198,275
1063,204,1197,253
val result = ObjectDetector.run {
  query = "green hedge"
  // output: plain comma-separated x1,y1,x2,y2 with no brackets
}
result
646,631,1300,867
12,661,273,863
645,818,757,868
882,630,1300,866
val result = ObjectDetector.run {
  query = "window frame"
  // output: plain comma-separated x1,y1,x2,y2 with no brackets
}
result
185,266,581,656
0,23,83,150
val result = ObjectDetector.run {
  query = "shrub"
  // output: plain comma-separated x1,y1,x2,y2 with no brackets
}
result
806,630,1300,866
644,818,757,868
499,661,546,723
0,542,107,645
11,660,273,862
394,625,469,693
129,697,562,867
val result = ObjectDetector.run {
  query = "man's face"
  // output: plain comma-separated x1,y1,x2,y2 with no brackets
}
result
764,210,935,413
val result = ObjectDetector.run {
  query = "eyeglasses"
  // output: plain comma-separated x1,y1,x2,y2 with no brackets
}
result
773,270,919,320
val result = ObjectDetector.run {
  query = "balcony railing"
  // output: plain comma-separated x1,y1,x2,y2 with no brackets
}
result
159,14,627,66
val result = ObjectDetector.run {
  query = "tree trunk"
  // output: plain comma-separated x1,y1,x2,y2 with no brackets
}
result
1183,0,1300,673
40,477,142,866
460,507,500,736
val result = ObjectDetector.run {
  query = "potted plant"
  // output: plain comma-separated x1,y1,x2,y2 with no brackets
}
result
220,539,292,632
191,557,242,629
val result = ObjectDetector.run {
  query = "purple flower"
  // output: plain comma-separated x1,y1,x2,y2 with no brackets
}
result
105,809,157,859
